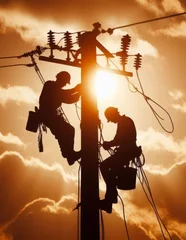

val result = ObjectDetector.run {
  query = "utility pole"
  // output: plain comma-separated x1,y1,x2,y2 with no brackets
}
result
39,25,133,240
80,31,99,240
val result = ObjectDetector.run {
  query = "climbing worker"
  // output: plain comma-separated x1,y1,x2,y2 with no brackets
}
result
100,107,141,213
39,71,81,166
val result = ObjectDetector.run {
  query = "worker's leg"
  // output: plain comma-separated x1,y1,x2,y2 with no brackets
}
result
100,155,118,203
56,120,81,165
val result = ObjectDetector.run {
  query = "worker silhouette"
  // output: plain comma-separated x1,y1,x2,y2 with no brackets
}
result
39,71,81,165
100,107,141,213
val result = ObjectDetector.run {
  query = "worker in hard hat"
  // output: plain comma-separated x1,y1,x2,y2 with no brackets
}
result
39,71,81,165
100,107,141,213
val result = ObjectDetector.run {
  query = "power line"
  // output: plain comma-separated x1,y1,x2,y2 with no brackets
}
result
0,63,33,68
0,55,21,59
109,11,186,32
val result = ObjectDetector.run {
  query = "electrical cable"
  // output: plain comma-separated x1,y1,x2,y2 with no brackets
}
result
135,70,174,133
108,58,174,133
77,164,81,240
0,63,33,68
74,103,81,121
100,210,105,240
118,194,131,240
53,30,87,34
138,169,170,239
135,157,172,240
0,55,21,59
107,11,186,32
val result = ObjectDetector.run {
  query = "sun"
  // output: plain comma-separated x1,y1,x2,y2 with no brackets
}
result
93,70,117,101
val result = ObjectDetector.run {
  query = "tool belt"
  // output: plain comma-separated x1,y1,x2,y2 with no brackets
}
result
26,106,47,152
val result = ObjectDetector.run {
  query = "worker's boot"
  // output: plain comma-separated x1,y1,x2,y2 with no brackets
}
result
99,199,112,214
66,150,81,166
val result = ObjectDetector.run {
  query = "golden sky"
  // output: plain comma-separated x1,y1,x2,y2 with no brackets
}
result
0,0,186,239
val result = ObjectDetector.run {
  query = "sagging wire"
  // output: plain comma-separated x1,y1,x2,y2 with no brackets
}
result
118,194,131,240
108,57,174,133
135,70,174,133
133,157,172,240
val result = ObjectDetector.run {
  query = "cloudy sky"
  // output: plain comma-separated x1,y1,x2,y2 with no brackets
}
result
0,0,186,239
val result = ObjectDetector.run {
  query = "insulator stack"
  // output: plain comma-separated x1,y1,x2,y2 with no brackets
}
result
76,32,81,47
134,53,142,70
120,34,131,66
116,34,131,71
64,31,73,50
47,30,56,48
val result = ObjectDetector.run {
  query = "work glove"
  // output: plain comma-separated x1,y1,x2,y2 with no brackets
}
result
74,84,81,93
103,141,111,150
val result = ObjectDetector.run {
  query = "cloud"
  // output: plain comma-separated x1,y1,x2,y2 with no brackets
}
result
155,21,186,38
0,151,64,225
0,132,25,147
0,8,61,44
3,197,78,240
135,0,163,15
2,195,152,240
168,89,186,113
135,0,184,15
138,127,186,157
0,85,38,106
162,0,184,13
172,102,186,113
133,39,159,57
1,151,186,240
168,89,183,100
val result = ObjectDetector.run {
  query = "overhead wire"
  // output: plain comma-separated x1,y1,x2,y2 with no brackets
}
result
135,70,174,133
134,156,172,240
0,55,22,59
108,11,186,32
100,209,105,240
118,194,131,240
0,63,33,68
108,57,174,133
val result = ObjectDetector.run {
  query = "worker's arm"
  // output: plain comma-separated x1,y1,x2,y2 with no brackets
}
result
60,85,81,104
102,139,119,150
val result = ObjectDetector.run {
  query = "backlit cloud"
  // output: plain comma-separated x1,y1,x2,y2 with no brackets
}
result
0,85,38,105
133,39,159,57
0,151,64,225
172,102,186,112
155,21,186,38
135,0,163,15
0,132,25,147
135,0,184,15
0,8,61,44
162,0,184,13
138,127,186,157
168,89,183,100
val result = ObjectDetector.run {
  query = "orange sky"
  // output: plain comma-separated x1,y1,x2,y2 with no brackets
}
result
0,1,186,239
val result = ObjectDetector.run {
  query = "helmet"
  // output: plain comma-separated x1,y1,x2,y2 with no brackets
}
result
56,71,71,84
104,107,118,122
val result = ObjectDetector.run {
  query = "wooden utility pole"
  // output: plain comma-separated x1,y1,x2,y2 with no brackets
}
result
39,27,133,240
80,31,100,240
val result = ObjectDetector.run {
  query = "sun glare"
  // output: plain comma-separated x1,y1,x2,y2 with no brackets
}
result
93,70,117,101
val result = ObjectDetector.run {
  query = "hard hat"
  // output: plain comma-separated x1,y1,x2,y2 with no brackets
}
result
104,107,118,122
56,71,71,84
